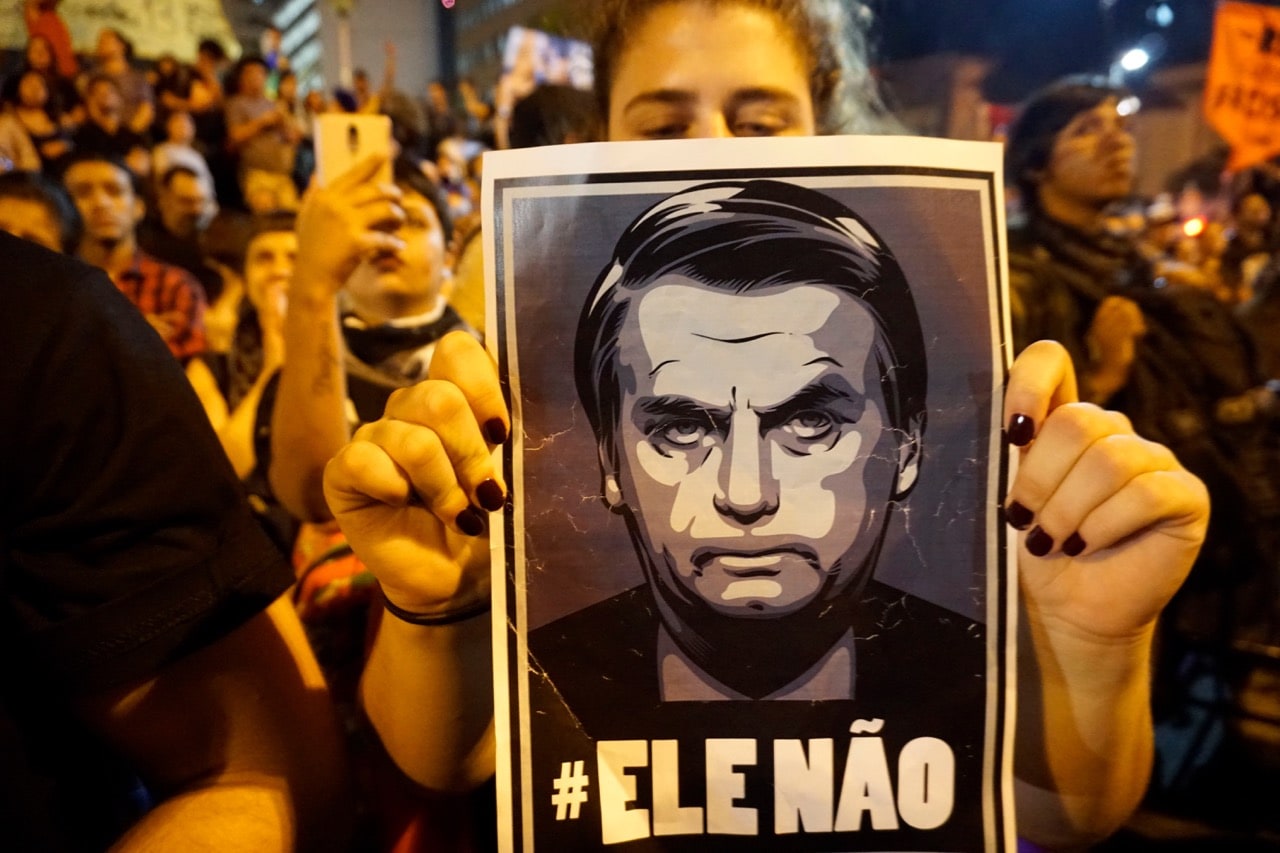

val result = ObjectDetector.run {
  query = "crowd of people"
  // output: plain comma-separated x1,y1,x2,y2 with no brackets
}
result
5,0,1280,849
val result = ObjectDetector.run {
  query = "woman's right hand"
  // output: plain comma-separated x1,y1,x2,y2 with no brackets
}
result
323,332,509,615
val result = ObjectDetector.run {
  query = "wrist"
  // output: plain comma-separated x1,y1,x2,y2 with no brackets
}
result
376,582,491,627
287,274,343,308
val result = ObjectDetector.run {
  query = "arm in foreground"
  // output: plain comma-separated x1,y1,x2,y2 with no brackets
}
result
324,332,506,791
81,598,351,853
1007,340,1209,849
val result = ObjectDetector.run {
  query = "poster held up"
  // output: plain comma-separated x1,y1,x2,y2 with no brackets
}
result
483,135,1017,851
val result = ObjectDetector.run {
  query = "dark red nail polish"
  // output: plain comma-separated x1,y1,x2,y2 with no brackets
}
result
1025,526,1053,557
1063,533,1087,557
1004,501,1034,530
1006,413,1035,447
456,507,486,537
484,418,508,445
476,479,506,512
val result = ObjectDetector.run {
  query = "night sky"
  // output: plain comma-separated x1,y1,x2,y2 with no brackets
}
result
868,0,1226,102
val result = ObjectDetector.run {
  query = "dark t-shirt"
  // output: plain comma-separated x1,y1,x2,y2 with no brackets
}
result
0,233,293,850
72,120,147,161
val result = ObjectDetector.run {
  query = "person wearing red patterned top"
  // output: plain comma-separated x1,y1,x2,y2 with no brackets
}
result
64,151,207,362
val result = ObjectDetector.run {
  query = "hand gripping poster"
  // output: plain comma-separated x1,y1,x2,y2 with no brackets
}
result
483,136,1016,852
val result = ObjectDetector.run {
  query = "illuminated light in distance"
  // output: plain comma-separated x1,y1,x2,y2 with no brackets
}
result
1183,217,1206,238
1120,47,1150,72
1117,95,1142,116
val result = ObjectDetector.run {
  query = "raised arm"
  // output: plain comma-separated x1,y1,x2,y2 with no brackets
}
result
79,597,350,853
1006,340,1209,848
324,332,506,791
269,154,403,520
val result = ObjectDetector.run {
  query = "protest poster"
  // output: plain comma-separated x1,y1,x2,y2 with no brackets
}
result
483,136,1016,851
1204,0,1280,171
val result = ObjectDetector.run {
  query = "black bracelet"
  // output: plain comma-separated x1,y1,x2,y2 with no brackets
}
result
377,584,491,626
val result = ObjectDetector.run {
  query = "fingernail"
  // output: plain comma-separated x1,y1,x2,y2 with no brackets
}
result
476,479,506,512
1062,532,1087,558
456,507,486,537
1003,501,1034,530
484,418,508,445
1025,526,1053,557
1006,413,1035,447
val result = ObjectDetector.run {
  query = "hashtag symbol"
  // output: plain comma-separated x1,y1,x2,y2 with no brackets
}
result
550,760,590,820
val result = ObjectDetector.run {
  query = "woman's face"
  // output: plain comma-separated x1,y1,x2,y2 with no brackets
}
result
26,37,53,72
606,2,815,141
18,72,48,109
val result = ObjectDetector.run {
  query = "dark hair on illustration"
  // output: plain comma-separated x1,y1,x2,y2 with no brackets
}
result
574,179,928,475
589,0,891,135
1005,75,1131,212
0,170,82,251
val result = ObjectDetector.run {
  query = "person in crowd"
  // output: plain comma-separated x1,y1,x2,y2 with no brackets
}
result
226,56,301,213
352,68,374,112
423,79,459,157
73,74,150,177
7,68,73,173
443,210,484,333
1222,190,1276,299
319,2,1209,851
63,151,207,362
268,153,466,524
152,109,216,195
0,95,39,173
149,52,192,132
188,38,230,147
261,25,286,76
1,227,351,852
22,0,77,79
138,163,220,296
456,77,495,148
1237,256,1280,382
199,209,254,354
274,70,311,189
0,168,78,251
3,34,80,127
435,136,474,220
188,212,295,490
508,83,599,149
1008,75,1280,813
1005,78,1149,406
84,28,154,136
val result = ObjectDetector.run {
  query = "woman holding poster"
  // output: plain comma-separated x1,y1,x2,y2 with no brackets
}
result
318,1,1210,850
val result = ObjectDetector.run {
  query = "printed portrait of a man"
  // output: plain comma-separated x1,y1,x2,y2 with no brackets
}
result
499,161,1008,845
524,180,984,727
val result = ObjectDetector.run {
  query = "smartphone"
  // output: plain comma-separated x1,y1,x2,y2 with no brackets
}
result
313,113,393,187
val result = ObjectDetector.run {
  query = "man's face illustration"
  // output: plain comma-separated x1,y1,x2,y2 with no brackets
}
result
608,278,915,620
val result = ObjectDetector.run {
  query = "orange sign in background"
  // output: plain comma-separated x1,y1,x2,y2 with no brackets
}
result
1205,1,1280,171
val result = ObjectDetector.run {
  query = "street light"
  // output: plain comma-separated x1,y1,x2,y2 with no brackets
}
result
1120,47,1151,72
